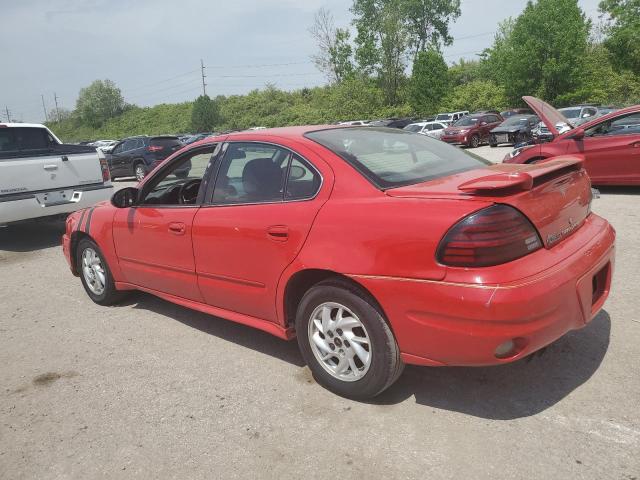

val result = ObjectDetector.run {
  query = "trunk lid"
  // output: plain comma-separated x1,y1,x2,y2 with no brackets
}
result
522,96,572,138
386,156,592,249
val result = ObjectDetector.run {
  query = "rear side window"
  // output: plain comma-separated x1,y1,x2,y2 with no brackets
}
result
0,127,49,152
306,127,489,189
286,155,321,200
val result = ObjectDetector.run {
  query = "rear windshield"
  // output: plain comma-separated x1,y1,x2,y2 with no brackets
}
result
0,127,50,152
150,137,181,147
305,127,489,189
502,115,534,126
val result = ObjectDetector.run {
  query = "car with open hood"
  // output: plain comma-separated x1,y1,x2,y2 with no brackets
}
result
62,125,615,399
489,114,540,147
505,96,640,185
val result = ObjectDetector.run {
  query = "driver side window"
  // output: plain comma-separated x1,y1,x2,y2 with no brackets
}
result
586,112,640,137
140,146,216,206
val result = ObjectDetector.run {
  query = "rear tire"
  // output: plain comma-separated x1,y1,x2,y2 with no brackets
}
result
295,279,403,400
133,161,146,182
76,238,127,306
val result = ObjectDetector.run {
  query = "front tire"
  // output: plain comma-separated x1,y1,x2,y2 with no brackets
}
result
489,134,498,147
295,280,403,400
77,238,126,306
468,134,480,148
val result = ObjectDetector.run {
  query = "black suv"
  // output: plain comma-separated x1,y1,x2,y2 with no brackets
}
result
107,136,183,181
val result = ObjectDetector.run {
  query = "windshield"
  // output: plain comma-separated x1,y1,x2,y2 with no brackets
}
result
502,115,533,126
305,127,489,189
404,124,423,133
436,114,452,121
559,108,581,119
453,116,480,127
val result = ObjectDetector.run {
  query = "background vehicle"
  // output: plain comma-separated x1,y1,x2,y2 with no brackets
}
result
63,126,614,399
337,120,370,126
106,135,183,181
0,123,112,225
500,108,533,119
368,118,415,128
435,111,469,125
403,121,447,139
559,105,599,126
489,114,540,147
505,96,640,185
441,112,503,147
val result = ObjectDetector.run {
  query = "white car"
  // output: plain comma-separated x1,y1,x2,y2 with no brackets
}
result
337,120,371,126
0,123,113,225
434,111,469,126
403,121,448,139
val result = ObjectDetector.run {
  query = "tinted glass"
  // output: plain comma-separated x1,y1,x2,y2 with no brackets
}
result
150,137,181,148
122,139,137,151
306,127,489,189
436,114,452,121
503,115,533,126
586,112,640,137
560,108,581,119
0,127,49,152
404,124,423,133
213,143,289,204
286,155,321,200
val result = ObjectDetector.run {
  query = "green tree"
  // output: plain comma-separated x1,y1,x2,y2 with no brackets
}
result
409,49,449,114
191,95,220,132
310,8,354,82
599,0,640,74
439,80,508,112
448,58,483,87
75,79,125,128
484,0,590,105
351,0,461,105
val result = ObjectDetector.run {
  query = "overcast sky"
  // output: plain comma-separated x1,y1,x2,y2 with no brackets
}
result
0,0,602,122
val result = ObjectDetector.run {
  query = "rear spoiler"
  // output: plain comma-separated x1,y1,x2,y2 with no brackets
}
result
458,155,584,193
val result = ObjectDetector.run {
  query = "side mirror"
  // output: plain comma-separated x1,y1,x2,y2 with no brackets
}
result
111,187,139,208
481,121,488,126
289,165,306,181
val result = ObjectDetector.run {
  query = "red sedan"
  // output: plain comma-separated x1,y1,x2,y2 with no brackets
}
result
504,96,640,185
62,126,615,399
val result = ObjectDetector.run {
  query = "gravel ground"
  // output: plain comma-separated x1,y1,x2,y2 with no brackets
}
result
1,146,639,479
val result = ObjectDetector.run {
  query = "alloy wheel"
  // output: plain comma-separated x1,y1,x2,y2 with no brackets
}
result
81,247,106,295
308,302,372,382
135,164,146,181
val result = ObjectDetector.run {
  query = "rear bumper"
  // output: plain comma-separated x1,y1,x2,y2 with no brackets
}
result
0,184,113,224
351,216,615,367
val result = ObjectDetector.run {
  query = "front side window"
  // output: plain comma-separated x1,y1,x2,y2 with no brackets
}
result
141,146,215,205
306,127,489,189
586,112,640,137
454,116,480,127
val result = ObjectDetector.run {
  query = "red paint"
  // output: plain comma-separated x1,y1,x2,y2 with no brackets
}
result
504,96,640,185
62,126,616,367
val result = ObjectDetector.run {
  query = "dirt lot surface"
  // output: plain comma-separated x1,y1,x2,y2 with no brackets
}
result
1,147,639,479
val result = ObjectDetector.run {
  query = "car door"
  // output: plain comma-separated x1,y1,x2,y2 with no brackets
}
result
109,140,133,176
192,141,330,323
111,145,217,300
578,111,640,184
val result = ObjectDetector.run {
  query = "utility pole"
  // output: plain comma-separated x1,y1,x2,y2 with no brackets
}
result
53,92,60,121
41,94,48,122
4,106,10,122
200,59,207,97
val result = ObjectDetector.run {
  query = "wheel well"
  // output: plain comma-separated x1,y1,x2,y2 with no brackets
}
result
283,269,385,328
69,231,92,275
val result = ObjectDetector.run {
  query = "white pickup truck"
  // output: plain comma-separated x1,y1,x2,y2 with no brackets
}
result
0,123,113,225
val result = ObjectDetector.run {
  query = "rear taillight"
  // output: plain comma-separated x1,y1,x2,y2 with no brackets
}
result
437,204,542,267
98,151,110,182
147,145,163,152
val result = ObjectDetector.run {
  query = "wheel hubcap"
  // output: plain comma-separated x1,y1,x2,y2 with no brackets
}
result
135,166,145,181
308,302,371,382
81,247,106,295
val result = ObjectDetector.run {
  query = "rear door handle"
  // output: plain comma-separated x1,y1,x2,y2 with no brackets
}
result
43,164,58,171
168,222,186,235
267,225,289,241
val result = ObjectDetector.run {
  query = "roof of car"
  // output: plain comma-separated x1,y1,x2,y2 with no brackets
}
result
0,122,48,129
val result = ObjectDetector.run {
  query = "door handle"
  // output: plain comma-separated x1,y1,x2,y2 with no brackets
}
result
43,164,58,171
168,222,186,235
267,225,289,241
